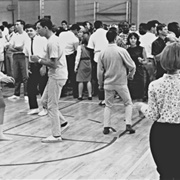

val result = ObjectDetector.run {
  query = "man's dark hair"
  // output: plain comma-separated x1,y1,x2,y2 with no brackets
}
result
7,23,14,29
139,23,147,35
25,24,36,30
109,27,118,33
36,18,53,30
16,19,26,27
106,30,117,43
94,20,103,29
61,20,67,25
147,20,159,31
70,24,80,31
2,21,8,27
0,25,4,31
156,23,166,35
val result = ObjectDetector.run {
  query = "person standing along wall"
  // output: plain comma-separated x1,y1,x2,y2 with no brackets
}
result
7,20,29,102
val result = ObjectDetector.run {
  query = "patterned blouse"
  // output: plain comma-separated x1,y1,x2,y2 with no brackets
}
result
146,73,180,124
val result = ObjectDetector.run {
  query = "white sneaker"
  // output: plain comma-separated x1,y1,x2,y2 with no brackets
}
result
8,95,20,101
24,96,28,103
38,109,48,116
61,122,69,133
27,108,39,115
41,135,62,143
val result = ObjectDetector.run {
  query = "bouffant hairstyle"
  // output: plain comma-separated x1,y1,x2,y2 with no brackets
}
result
127,32,140,46
160,42,180,72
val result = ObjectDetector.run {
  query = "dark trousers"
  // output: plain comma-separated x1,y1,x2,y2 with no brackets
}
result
66,53,78,98
27,63,48,109
150,121,180,180
13,53,28,96
92,61,99,97
5,52,14,77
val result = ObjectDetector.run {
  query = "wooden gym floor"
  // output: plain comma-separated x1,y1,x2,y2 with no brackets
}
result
0,85,159,180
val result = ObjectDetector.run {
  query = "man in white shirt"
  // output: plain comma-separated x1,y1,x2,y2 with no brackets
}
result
140,20,159,100
31,18,69,143
87,20,108,99
24,24,48,115
7,20,29,102
59,24,80,98
2,21,9,41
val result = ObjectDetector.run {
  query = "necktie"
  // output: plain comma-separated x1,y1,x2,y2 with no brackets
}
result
31,38,34,55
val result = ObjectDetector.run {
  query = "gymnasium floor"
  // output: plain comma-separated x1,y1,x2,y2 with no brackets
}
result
0,84,159,180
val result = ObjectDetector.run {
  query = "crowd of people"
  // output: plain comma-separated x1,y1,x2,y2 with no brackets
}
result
1,17,180,178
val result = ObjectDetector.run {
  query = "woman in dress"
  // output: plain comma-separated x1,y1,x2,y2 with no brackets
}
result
127,32,147,101
74,32,92,100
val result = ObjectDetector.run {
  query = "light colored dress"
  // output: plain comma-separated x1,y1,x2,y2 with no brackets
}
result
75,45,92,82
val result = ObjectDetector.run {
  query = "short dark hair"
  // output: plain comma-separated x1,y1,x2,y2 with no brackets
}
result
7,23,14,29
0,25,4,31
139,23,147,35
94,21,103,29
36,18,53,30
156,23,167,35
25,24,36,30
61,20,67,25
106,30,117,43
147,20,159,30
127,32,140,46
16,19,25,27
2,21,8,27
70,24,80,31
109,26,118,33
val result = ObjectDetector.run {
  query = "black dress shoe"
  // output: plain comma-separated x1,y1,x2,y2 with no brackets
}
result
78,97,83,100
88,97,92,100
103,127,110,134
103,127,116,135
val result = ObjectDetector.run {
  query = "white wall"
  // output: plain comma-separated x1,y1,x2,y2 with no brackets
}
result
75,0,128,24
0,0,14,24
138,0,180,25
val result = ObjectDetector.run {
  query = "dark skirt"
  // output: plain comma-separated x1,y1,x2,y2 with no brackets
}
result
128,65,146,100
150,121,180,179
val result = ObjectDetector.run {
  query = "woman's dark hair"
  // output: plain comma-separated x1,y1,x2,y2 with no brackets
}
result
127,32,140,46
168,22,180,38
